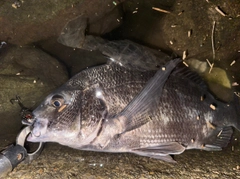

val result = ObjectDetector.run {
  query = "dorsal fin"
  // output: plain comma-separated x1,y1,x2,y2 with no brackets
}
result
171,63,208,90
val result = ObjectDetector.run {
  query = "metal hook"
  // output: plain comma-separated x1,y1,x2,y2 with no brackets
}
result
10,95,35,125
10,95,26,109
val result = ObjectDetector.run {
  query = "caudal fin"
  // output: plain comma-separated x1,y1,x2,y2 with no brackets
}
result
231,94,240,131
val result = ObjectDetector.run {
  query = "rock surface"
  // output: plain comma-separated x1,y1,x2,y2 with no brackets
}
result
0,0,124,45
2,131,240,179
0,45,68,136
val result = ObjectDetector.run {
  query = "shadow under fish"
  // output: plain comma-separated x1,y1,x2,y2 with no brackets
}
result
27,16,240,163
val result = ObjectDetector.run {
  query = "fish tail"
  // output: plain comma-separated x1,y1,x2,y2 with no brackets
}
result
231,94,240,131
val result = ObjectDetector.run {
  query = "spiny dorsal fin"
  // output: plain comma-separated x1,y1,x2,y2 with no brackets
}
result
171,63,207,90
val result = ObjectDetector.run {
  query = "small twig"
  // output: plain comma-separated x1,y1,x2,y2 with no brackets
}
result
206,59,214,73
152,7,171,14
215,6,227,16
188,30,192,37
234,92,240,98
230,60,236,66
183,61,189,67
182,50,187,60
211,21,216,60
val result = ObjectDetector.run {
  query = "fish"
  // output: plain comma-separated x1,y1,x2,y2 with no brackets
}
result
27,56,240,162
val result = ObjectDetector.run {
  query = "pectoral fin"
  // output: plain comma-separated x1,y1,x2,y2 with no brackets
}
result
114,59,181,133
132,142,185,163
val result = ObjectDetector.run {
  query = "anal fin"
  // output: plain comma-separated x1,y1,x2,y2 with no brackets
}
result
134,152,176,163
131,142,185,163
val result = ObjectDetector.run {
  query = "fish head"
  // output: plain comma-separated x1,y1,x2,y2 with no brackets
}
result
27,88,82,146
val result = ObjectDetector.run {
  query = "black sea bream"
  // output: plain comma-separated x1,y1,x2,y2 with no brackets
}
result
27,58,240,162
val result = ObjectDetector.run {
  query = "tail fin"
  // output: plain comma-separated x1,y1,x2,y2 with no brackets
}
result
231,94,240,131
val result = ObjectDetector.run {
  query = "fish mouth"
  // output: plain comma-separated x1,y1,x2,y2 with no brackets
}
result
27,118,48,143
27,127,43,142
27,133,41,142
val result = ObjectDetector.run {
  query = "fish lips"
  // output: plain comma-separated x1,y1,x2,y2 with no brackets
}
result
27,118,49,143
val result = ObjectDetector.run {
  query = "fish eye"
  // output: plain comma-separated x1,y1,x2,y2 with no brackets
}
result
51,95,64,108
53,100,61,107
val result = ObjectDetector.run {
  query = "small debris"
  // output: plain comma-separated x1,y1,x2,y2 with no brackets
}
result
232,82,239,87
148,116,153,121
233,165,240,171
152,7,170,14
162,67,166,71
112,1,117,6
58,104,67,112
149,171,155,175
33,80,36,84
16,72,21,76
0,41,7,48
169,40,173,45
206,59,214,73
188,30,192,37
183,61,189,67
200,95,205,101
234,92,240,98
191,139,195,143
230,60,236,66
232,146,234,151
215,6,227,17
201,144,205,149
210,104,216,110
217,130,222,137
182,50,187,60
196,115,200,120
206,121,216,129
171,24,177,28
132,11,138,14
178,10,184,16
17,153,23,160
12,1,21,9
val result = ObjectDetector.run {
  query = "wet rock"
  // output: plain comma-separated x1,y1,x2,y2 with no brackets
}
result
0,0,124,45
37,38,108,76
186,58,233,102
0,45,68,138
105,0,175,50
